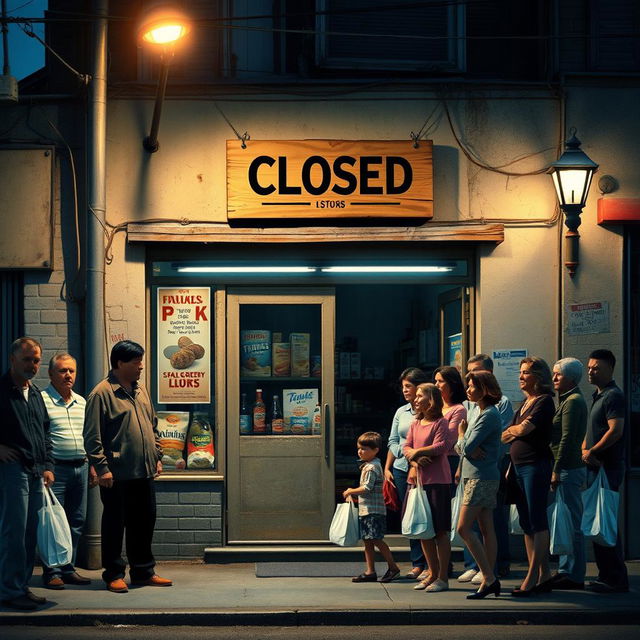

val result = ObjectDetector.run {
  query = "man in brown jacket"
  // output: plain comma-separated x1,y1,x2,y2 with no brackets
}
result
84,340,171,593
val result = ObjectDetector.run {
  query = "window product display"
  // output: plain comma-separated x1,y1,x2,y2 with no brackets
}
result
252,388,267,433
270,395,285,434
239,393,251,434
156,410,215,471
187,413,215,469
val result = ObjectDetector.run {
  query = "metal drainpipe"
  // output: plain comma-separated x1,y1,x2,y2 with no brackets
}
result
81,0,108,570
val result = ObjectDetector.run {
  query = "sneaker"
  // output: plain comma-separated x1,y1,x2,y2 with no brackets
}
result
457,569,478,583
471,572,484,585
425,579,449,592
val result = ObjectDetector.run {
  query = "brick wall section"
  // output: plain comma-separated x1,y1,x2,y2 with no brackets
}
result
154,481,224,559
23,179,83,391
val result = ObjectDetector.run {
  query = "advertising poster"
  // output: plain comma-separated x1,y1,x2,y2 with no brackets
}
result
448,333,463,371
492,349,528,402
157,287,211,404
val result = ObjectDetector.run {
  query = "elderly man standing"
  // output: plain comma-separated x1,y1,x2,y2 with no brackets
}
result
582,349,629,594
549,357,588,590
0,337,54,610
40,354,96,590
84,340,171,593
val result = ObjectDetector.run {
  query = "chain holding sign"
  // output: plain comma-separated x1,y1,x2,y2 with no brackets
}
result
157,287,211,404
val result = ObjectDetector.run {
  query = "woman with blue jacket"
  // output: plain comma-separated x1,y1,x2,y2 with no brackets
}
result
455,370,503,599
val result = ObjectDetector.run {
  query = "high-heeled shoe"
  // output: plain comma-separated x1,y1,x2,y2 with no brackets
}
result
511,586,535,597
532,577,554,594
466,579,501,600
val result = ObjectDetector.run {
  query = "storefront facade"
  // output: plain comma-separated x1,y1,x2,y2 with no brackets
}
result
2,1,638,561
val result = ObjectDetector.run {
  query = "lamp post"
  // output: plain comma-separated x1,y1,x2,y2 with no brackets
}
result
548,129,599,277
137,3,191,152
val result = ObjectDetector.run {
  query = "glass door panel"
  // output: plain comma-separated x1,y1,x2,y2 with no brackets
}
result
439,287,469,371
227,291,335,542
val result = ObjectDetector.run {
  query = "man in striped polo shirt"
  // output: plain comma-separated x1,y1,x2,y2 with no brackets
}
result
41,354,95,589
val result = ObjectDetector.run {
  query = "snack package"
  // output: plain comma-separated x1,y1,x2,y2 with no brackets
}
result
283,388,318,435
290,332,310,377
187,412,215,469
157,412,190,469
272,342,291,376
240,330,271,376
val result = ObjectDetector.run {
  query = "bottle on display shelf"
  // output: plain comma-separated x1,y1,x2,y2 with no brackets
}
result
239,392,252,435
312,402,322,435
270,395,285,434
253,388,267,434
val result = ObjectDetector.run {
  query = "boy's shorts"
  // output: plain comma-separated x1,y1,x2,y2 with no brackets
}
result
359,514,386,540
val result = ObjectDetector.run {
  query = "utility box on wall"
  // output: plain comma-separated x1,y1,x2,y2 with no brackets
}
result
0,147,54,269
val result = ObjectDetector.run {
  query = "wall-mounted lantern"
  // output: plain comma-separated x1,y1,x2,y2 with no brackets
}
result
548,129,599,277
138,3,191,152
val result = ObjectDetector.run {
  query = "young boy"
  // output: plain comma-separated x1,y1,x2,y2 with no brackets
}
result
343,431,400,583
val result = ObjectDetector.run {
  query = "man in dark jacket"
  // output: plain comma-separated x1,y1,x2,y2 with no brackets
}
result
0,337,54,610
84,340,171,593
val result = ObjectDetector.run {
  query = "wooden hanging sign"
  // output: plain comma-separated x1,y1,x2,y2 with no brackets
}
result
227,140,433,220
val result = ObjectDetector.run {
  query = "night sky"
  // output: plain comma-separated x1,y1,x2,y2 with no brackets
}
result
4,0,46,80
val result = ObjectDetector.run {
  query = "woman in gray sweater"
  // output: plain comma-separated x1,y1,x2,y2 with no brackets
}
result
455,370,503,599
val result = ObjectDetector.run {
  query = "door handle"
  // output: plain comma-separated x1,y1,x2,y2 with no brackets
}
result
323,403,331,464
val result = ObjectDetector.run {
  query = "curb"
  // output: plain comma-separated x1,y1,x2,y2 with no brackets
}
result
2,607,639,627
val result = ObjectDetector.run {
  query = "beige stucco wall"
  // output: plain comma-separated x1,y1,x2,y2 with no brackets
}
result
101,84,634,393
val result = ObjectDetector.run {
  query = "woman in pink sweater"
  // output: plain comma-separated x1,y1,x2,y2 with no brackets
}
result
403,383,456,593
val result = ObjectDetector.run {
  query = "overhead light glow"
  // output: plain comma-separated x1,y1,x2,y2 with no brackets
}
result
142,24,188,45
177,266,317,273
138,5,191,46
320,266,454,273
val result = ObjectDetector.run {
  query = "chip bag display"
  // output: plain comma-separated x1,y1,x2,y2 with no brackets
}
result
187,412,215,469
157,412,190,469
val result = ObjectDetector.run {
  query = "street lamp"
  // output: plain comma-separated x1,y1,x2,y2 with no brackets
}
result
548,128,599,277
138,3,191,152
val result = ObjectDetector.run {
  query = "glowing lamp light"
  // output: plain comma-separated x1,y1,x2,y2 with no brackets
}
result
138,5,191,46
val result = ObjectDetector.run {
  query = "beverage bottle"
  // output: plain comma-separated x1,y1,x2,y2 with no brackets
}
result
270,395,285,434
253,388,266,434
312,402,322,435
239,393,252,434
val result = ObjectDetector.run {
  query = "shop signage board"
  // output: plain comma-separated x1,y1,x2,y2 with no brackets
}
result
567,301,610,335
492,349,528,402
227,140,433,220
448,333,462,371
157,287,211,404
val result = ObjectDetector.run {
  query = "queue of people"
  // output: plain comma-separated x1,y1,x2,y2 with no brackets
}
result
352,349,629,598
0,337,171,611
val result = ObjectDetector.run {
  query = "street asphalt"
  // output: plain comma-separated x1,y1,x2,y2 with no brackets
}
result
0,561,638,627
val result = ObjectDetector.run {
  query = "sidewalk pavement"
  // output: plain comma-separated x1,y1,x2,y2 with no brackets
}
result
1,561,638,627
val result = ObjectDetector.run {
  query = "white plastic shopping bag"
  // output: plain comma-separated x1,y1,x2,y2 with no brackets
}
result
509,503,523,535
548,486,573,556
450,481,464,546
329,501,360,546
37,480,73,567
581,467,619,547
401,485,435,540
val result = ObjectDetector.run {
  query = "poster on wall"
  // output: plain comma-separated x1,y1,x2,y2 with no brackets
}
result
448,333,462,371
157,287,211,404
567,301,610,335
492,349,528,402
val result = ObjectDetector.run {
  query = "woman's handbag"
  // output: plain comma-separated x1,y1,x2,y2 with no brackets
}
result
581,467,619,547
548,486,574,556
37,480,73,567
449,481,464,546
383,479,401,512
401,485,435,540
509,504,524,535
329,501,360,546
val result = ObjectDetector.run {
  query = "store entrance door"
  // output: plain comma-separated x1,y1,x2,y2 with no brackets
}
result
226,290,335,542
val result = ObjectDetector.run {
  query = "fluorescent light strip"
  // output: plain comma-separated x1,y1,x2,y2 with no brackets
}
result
320,266,454,273
177,266,316,273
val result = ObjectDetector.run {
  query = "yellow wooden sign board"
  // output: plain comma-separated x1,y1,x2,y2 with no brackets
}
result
227,140,433,220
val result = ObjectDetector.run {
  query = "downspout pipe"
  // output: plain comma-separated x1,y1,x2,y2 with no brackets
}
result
81,0,108,570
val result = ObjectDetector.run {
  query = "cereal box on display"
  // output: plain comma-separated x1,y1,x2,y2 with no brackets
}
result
283,388,318,435
240,330,272,376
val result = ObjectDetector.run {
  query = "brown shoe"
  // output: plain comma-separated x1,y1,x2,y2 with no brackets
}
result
106,578,128,593
26,590,47,604
131,574,172,587
62,571,92,585
44,577,65,590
